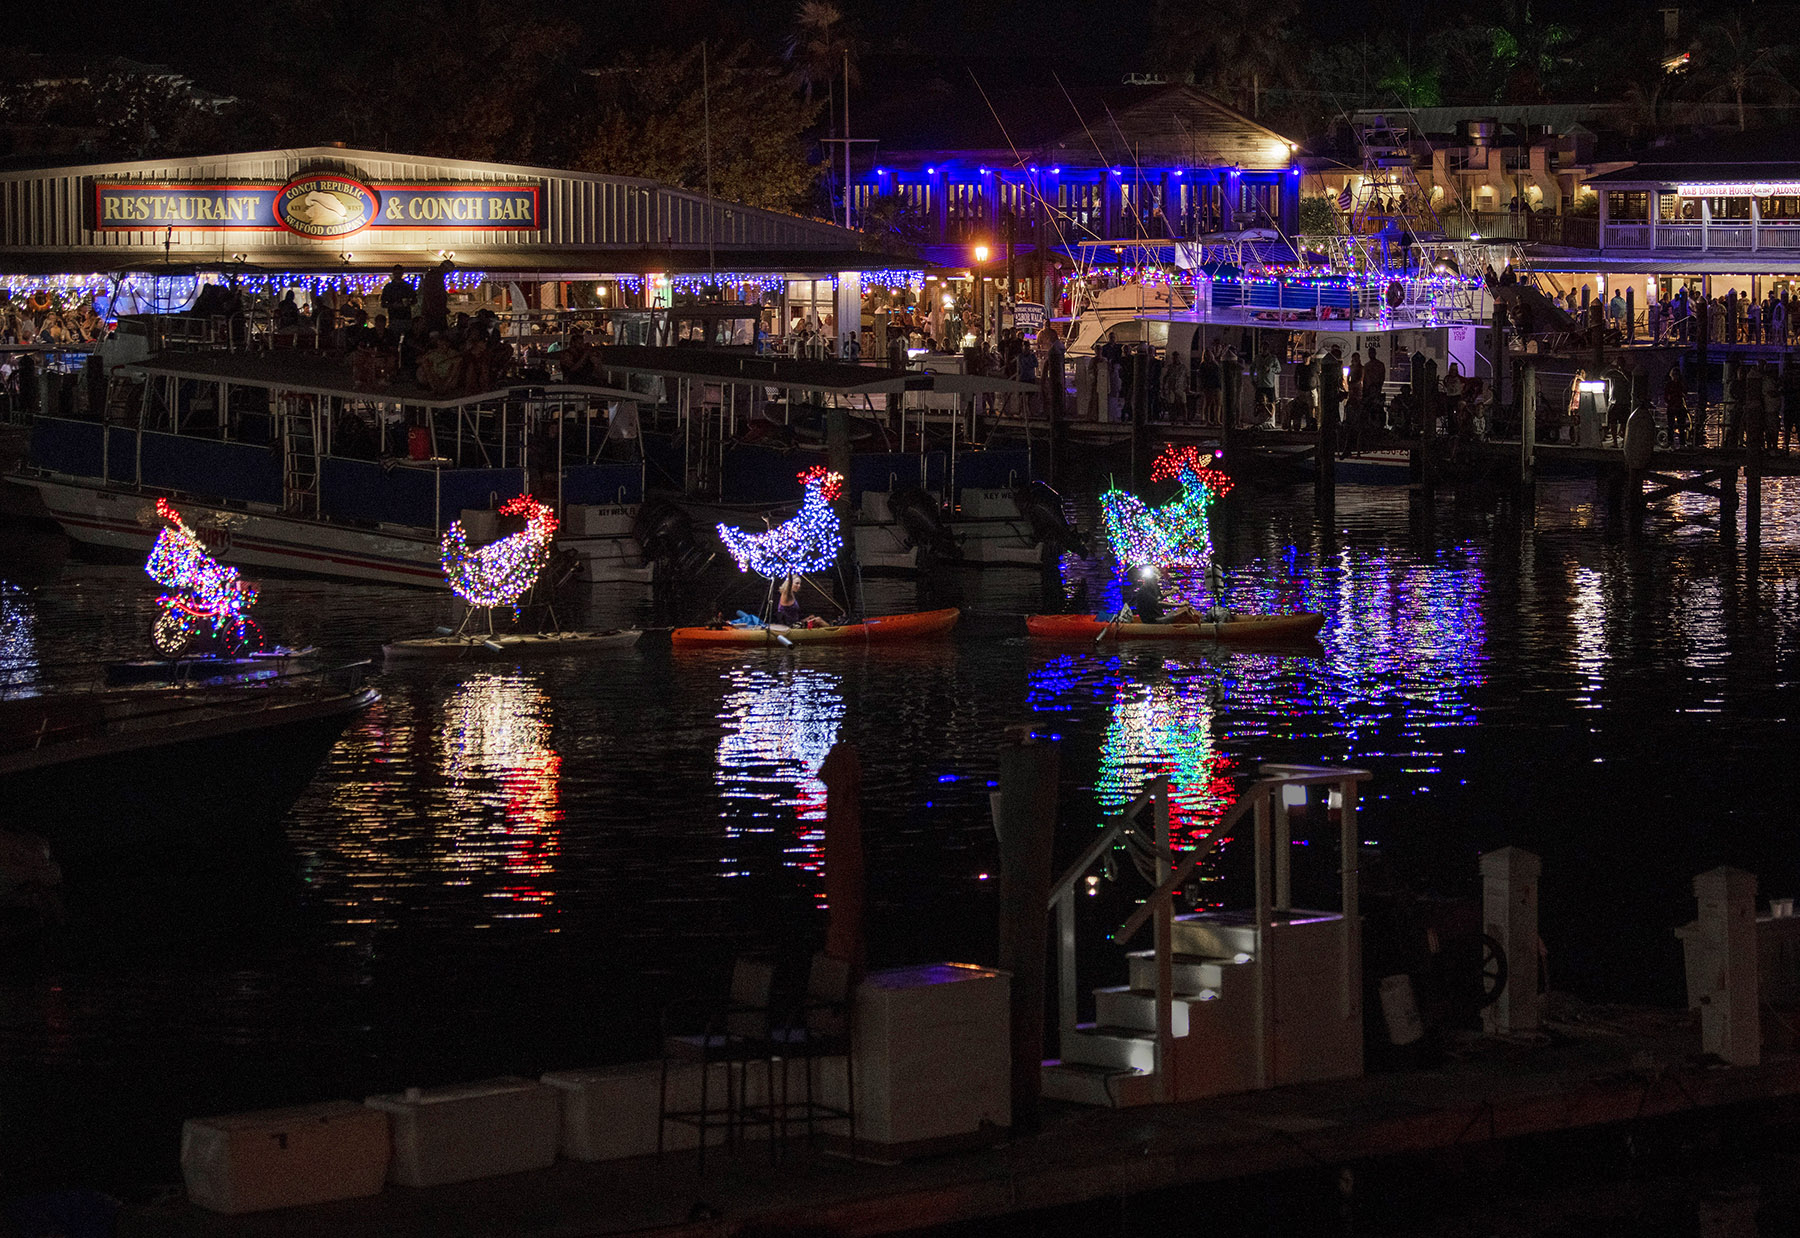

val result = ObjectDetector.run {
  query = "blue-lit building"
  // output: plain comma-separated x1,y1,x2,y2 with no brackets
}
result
847,77,1302,285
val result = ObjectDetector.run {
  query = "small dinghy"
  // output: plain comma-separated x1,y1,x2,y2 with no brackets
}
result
382,629,642,661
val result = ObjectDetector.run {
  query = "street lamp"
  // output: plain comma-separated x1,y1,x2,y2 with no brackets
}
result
972,244,992,347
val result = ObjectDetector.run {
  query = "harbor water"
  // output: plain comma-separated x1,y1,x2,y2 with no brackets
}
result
4,477,1800,1194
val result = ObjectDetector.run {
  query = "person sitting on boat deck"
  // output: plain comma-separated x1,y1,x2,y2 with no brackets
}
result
416,332,462,396
776,574,804,625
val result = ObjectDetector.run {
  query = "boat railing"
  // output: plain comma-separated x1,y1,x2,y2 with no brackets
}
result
1047,763,1369,1101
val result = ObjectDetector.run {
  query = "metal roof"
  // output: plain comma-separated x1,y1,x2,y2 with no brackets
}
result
591,346,1036,395
0,146,902,275
129,349,639,408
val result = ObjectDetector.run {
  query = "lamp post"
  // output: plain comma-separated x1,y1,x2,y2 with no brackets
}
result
973,243,991,347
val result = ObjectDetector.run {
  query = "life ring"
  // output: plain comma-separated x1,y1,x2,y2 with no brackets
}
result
1385,281,1405,309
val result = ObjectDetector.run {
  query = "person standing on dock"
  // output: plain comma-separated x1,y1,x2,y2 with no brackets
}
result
1293,351,1317,430
1254,350,1280,426
1364,342,1386,428
1196,345,1222,426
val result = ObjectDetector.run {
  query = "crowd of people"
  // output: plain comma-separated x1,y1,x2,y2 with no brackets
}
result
0,292,107,348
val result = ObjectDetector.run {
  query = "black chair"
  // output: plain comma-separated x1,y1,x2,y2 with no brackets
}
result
759,952,856,1156
657,955,777,1170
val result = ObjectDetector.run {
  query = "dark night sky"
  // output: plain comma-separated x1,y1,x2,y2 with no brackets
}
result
11,0,1654,81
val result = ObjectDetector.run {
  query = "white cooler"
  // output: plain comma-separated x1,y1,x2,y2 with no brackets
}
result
365,1077,559,1187
181,1100,390,1214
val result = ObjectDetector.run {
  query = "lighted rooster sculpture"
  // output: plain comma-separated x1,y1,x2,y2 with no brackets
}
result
144,498,261,655
717,466,845,579
440,494,559,610
1099,446,1234,573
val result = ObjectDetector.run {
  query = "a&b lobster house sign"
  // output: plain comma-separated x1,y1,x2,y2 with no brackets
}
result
93,171,542,235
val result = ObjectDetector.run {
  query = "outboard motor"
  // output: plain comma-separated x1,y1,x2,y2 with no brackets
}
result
887,486,961,563
634,498,715,581
1013,480,1089,558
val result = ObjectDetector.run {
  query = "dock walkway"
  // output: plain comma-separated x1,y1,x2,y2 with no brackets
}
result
126,1002,1800,1238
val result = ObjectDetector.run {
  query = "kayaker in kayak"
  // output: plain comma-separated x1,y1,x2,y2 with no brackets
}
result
1128,566,1201,625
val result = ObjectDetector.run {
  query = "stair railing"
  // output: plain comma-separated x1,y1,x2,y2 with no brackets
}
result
1045,775,1171,1088
1109,763,1370,1099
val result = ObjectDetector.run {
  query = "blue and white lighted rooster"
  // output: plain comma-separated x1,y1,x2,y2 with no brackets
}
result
717,467,845,579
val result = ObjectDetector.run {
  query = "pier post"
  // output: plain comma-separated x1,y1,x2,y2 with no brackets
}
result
827,404,859,591
1720,464,1739,541
1684,867,1760,1066
1480,848,1542,1034
1220,349,1241,475
1520,361,1537,489
1317,360,1340,501
993,732,1060,1130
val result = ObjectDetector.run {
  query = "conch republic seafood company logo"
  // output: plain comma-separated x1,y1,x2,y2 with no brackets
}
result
274,173,377,238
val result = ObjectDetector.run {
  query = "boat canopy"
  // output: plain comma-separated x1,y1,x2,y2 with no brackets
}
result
126,350,641,408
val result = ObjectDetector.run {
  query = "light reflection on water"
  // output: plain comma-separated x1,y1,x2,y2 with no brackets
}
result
714,664,844,891
439,674,563,920
12,478,1800,1192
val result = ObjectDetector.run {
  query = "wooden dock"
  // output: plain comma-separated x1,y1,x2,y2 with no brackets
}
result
124,1002,1800,1238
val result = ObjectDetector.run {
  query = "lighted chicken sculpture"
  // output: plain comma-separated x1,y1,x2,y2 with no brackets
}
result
1099,446,1234,573
144,498,260,655
440,494,559,610
717,466,845,579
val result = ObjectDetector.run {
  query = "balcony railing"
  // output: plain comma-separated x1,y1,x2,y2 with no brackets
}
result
1601,219,1800,251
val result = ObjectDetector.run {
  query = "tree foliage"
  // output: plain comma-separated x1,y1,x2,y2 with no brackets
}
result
577,43,823,212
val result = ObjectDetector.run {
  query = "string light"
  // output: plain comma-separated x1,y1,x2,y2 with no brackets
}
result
1100,446,1233,574
717,467,844,578
143,498,260,654
440,494,559,610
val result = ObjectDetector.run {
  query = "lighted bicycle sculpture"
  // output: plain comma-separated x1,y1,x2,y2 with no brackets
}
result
143,498,262,656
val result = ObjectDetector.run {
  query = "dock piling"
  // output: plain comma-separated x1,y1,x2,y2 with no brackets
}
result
994,731,1060,1130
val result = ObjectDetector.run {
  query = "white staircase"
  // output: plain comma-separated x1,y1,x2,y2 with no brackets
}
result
1040,767,1369,1108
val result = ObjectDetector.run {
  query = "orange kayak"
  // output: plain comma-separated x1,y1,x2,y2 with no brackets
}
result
672,607,961,646
1027,612,1325,642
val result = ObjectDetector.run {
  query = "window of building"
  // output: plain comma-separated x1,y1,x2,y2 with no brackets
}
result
1761,196,1800,220
1605,191,1649,221
1707,196,1751,220
1238,181,1277,223
1057,181,1102,232
945,182,987,238
1179,182,1223,235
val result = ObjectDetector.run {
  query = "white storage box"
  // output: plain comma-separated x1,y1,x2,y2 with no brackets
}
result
542,1062,712,1162
365,1077,559,1187
181,1100,389,1214
855,963,1009,1153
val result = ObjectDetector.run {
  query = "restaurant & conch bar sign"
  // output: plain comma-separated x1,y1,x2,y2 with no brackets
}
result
92,173,543,234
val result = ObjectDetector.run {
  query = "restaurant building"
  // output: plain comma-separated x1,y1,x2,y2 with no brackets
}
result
1519,134,1800,312
0,146,916,351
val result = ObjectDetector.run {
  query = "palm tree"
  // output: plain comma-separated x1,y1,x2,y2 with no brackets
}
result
783,2,859,106
1696,15,1791,131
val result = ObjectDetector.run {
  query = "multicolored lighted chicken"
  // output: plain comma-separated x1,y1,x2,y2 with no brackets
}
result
440,494,559,609
717,466,845,579
1099,446,1235,573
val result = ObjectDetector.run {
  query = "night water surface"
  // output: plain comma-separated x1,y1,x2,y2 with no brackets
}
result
4,478,1799,1192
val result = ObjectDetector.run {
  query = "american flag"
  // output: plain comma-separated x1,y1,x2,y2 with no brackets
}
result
1337,184,1354,211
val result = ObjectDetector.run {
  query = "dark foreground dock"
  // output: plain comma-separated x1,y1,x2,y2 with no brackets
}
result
125,999,1800,1238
